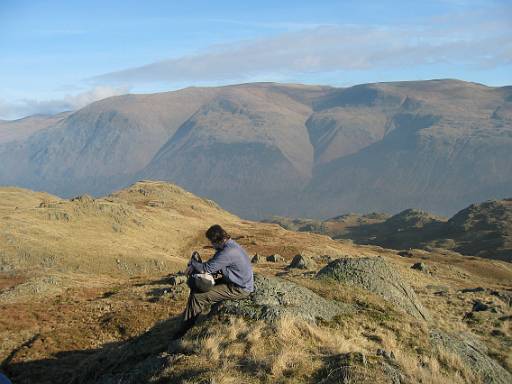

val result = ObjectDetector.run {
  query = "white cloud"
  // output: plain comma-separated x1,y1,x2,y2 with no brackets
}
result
0,86,129,120
91,9,512,86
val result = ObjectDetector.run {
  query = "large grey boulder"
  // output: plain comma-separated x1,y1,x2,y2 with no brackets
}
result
211,274,352,323
430,330,512,384
316,257,431,321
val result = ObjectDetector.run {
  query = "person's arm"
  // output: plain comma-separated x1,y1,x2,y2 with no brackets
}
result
190,249,232,274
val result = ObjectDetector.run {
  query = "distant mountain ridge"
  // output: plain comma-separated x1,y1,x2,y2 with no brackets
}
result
0,79,511,219
268,198,512,262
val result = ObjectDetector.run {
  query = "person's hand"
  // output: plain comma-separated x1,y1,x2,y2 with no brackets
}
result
191,251,202,263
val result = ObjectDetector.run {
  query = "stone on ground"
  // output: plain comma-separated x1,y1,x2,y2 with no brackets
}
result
287,253,317,269
316,257,431,321
411,262,429,272
266,254,283,263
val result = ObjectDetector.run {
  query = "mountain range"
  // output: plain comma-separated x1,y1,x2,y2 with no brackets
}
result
1,79,511,219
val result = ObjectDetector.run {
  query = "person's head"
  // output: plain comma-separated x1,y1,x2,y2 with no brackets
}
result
206,224,230,249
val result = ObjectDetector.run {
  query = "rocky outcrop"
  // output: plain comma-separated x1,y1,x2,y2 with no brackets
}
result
211,274,352,323
316,257,431,321
430,330,512,384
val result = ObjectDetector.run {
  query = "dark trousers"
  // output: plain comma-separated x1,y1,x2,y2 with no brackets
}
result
183,280,250,322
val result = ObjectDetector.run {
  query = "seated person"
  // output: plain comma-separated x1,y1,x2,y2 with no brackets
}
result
175,224,254,338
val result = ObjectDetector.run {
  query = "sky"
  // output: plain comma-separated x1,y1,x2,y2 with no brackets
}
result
0,0,511,120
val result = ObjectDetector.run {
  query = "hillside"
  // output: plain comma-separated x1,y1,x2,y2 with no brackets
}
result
0,182,511,383
264,212,390,238
269,199,512,262
1,79,511,219
0,112,71,144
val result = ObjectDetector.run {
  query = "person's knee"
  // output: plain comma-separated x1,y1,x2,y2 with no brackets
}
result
190,292,209,305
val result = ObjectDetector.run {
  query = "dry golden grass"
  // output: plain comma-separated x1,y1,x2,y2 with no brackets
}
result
162,307,484,384
1,181,511,383
0,181,366,283
175,315,326,382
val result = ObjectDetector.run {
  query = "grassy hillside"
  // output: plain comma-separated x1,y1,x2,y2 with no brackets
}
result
0,181,511,383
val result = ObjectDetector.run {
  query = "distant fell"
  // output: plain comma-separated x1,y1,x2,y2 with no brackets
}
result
268,198,512,262
1,79,511,219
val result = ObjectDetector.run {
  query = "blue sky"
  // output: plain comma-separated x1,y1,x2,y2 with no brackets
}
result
0,0,511,119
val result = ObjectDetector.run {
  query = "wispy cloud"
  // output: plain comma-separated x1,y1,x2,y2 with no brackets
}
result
91,8,512,86
0,86,129,120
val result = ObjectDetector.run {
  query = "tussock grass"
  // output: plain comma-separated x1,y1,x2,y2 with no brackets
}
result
157,268,487,384
2,182,510,383
156,307,480,384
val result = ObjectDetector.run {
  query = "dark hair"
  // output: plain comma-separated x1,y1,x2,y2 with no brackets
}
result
205,224,230,243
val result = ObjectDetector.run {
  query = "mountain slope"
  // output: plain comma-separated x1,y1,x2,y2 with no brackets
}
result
303,80,512,217
0,88,218,197
141,84,317,217
0,112,71,144
0,79,511,219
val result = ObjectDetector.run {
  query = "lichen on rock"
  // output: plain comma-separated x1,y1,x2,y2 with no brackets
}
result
316,257,431,321
211,274,353,323
430,329,512,384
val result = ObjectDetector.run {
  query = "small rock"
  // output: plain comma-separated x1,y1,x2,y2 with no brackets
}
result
398,250,414,258
266,254,283,263
251,254,260,264
472,300,490,312
377,349,396,360
411,262,429,272
287,254,316,269
116,259,121,264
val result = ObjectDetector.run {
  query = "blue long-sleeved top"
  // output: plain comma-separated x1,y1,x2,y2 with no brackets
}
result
190,239,254,292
